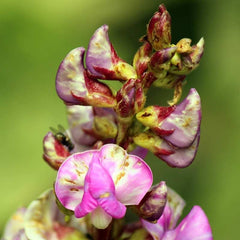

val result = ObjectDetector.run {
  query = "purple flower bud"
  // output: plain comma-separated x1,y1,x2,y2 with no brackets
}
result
136,181,167,222
86,25,137,81
56,47,116,107
147,4,171,51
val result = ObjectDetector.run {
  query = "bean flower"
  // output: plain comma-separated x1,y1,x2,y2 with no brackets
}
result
55,144,153,229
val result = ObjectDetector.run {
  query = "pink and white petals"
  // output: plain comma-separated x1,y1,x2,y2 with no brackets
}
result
56,47,116,107
166,187,186,229
86,25,137,81
161,88,201,148
55,150,97,211
75,156,126,229
133,131,200,168
24,189,86,240
55,144,153,229
157,132,200,168
98,144,153,205
162,206,213,240
136,88,201,148
2,208,27,240
43,132,71,170
67,105,96,147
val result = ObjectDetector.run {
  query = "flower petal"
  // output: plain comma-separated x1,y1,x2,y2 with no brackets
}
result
166,187,186,229
91,207,112,229
24,189,65,240
2,208,26,240
86,25,137,81
55,150,97,210
56,47,115,107
99,144,153,205
162,206,213,240
158,131,200,168
67,105,96,147
161,88,201,148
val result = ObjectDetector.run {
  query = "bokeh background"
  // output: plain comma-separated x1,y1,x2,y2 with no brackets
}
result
0,0,239,239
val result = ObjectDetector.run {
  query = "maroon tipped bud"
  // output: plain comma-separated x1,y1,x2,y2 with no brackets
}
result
147,4,171,51
136,181,167,222
133,41,152,78
116,79,146,118
43,132,71,170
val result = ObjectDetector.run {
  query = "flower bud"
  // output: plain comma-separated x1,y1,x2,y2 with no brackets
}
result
86,25,137,81
147,4,171,51
43,132,71,170
133,41,152,78
136,181,167,222
133,130,200,168
137,88,201,148
116,79,146,118
169,37,205,75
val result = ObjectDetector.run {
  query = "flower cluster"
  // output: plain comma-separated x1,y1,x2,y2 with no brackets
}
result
2,4,212,240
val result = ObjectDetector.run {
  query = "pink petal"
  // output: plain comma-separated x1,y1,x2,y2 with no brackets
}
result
161,88,201,148
99,144,153,205
56,47,87,105
157,131,200,168
67,105,96,147
75,190,98,218
56,47,115,107
55,150,97,210
86,25,136,81
166,187,186,229
87,156,126,218
162,206,213,240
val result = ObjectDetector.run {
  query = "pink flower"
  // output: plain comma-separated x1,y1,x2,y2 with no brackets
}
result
142,188,213,240
134,88,201,167
55,144,153,229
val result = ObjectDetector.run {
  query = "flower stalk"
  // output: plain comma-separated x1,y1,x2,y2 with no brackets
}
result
2,3,212,240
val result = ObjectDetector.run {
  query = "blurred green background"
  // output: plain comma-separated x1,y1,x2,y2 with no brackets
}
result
0,0,239,239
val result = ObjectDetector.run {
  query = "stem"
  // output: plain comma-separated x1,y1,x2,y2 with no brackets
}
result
92,222,112,240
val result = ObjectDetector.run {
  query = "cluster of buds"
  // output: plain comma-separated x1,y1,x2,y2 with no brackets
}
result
2,4,212,240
